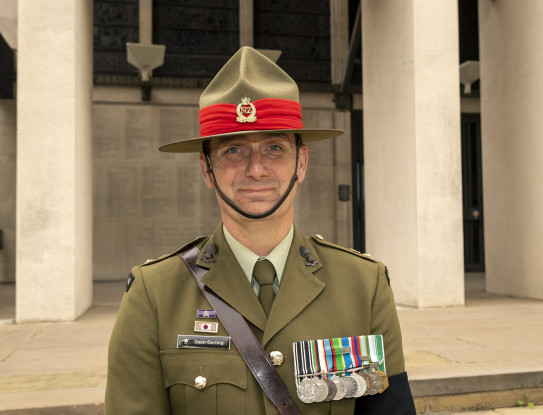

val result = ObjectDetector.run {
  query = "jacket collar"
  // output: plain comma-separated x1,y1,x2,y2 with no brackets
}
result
262,229,323,345
195,224,324,344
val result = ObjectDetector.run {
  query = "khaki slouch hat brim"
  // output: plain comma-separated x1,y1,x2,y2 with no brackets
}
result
159,46,343,153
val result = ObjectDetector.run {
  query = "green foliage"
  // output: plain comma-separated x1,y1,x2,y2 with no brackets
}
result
517,394,535,408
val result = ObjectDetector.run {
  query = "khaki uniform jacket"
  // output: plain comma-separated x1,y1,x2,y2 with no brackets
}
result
105,224,408,415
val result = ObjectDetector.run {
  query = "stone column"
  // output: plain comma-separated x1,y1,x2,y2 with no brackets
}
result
330,0,349,87
0,0,17,285
362,0,464,307
478,0,543,299
239,0,254,47
333,111,353,248
16,0,93,321
0,100,16,283
139,0,153,44
330,0,353,248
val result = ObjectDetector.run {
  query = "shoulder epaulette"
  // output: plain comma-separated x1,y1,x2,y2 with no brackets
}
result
140,236,208,267
310,233,377,263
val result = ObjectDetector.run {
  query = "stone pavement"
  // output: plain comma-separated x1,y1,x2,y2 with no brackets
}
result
0,273,542,414
401,274,543,413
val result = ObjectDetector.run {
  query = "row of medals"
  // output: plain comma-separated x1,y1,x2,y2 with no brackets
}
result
297,370,383,403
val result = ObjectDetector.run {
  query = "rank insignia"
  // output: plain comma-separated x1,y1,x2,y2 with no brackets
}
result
194,321,218,333
236,97,257,123
125,272,135,292
201,244,218,263
299,245,317,266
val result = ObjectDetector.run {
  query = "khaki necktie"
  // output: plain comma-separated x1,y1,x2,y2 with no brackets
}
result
253,259,276,316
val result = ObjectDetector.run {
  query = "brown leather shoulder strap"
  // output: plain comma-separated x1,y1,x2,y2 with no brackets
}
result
178,246,301,415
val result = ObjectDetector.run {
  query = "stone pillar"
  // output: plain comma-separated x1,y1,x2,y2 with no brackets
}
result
139,0,153,44
333,111,353,248
0,0,17,48
478,0,543,300
0,100,16,283
0,0,17,285
239,0,254,47
362,0,464,307
330,0,353,248
330,0,349,87
16,0,93,321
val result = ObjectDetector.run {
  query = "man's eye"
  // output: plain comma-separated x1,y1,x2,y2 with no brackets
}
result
222,145,246,160
269,144,282,152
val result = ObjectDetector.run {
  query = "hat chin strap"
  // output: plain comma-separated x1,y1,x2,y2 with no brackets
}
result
205,138,301,221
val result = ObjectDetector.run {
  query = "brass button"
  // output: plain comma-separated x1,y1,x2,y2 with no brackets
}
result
195,375,207,389
315,234,324,240
270,351,284,366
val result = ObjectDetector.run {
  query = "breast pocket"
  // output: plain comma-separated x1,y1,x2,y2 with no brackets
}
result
160,350,247,415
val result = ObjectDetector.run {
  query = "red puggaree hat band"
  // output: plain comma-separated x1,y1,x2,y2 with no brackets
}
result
199,98,303,137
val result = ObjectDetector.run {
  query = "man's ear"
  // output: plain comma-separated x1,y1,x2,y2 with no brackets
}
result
296,145,308,184
199,152,214,189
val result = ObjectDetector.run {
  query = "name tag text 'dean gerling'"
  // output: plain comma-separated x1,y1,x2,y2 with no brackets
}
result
177,335,231,350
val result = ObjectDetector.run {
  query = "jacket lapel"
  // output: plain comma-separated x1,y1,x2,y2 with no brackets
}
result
196,224,267,331
262,229,324,345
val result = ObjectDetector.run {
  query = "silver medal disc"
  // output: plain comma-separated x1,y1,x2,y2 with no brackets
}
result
330,375,347,400
313,378,329,402
297,378,317,403
359,372,373,396
350,372,368,398
342,375,358,398
366,371,383,395
323,378,337,401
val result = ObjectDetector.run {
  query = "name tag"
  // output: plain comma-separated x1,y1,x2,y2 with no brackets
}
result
177,335,231,350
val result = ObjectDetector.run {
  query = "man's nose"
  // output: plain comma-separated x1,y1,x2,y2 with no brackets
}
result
245,145,268,179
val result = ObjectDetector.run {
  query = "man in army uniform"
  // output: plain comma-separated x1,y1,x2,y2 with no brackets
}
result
105,47,416,414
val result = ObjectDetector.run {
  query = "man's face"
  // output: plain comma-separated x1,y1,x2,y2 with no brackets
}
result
199,132,308,219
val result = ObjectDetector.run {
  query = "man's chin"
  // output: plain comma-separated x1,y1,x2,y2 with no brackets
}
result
229,200,280,218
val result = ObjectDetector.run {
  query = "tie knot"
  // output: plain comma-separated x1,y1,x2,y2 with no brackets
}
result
253,259,276,286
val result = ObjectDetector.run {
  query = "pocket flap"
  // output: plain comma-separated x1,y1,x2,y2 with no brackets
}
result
160,350,247,390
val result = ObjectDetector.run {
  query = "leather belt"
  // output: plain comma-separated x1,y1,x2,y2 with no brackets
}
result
179,246,301,415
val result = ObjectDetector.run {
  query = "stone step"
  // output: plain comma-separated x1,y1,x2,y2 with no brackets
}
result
411,371,543,414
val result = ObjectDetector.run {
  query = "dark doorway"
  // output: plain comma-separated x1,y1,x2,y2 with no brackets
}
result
461,113,485,272
351,110,365,253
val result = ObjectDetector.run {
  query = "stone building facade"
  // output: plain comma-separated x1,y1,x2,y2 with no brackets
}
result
0,0,542,321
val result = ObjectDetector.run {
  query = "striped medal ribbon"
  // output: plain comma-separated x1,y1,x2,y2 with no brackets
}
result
293,335,386,376
292,334,387,402
358,335,386,372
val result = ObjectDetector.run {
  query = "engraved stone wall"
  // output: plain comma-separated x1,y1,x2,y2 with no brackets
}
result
93,103,220,281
